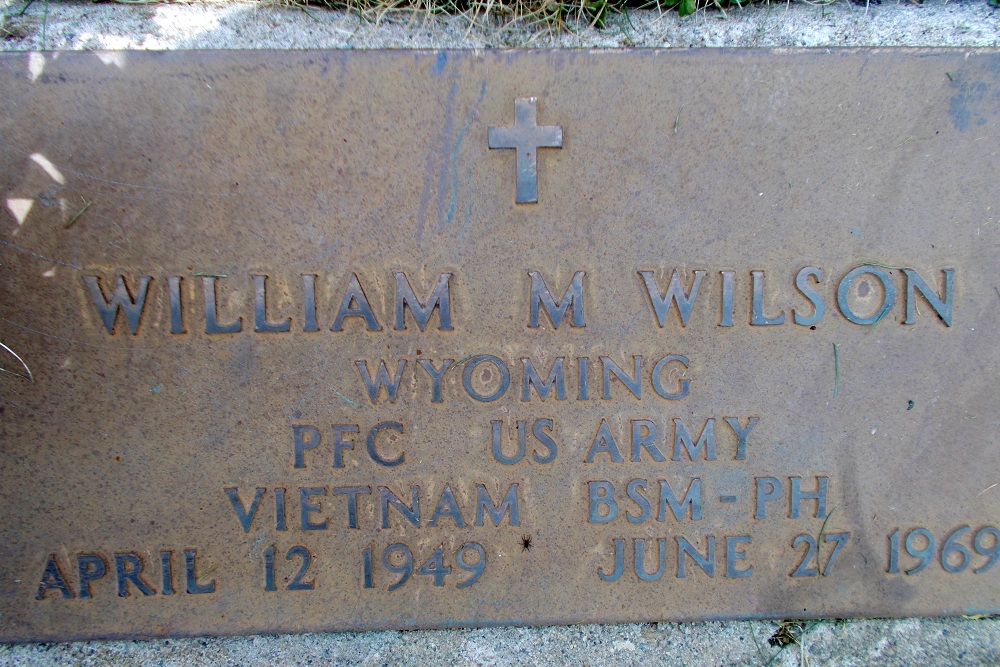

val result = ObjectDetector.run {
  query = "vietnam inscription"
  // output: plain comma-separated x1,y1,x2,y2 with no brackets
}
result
0,49,998,642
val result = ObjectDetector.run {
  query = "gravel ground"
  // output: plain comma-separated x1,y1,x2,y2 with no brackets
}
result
0,0,997,49
1,0,999,664
1,617,999,665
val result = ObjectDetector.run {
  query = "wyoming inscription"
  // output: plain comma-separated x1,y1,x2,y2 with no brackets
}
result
0,50,998,641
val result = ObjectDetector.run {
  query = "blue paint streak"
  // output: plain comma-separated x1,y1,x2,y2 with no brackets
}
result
949,79,990,133
446,82,487,228
460,164,473,239
432,51,447,76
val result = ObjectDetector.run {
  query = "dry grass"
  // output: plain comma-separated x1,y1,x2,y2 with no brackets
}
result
267,0,774,28
7,0,847,38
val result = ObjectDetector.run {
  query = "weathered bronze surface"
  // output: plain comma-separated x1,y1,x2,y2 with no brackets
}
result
0,49,998,642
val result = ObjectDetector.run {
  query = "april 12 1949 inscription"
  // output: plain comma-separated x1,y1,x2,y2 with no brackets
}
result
0,49,997,642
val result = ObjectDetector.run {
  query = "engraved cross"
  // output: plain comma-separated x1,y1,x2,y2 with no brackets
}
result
488,97,563,204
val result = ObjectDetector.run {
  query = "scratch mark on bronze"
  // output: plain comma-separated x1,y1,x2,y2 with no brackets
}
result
0,240,81,269
0,340,33,382
1,317,175,351
335,391,360,408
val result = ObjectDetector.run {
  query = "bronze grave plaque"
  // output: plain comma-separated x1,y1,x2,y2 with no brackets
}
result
0,49,998,641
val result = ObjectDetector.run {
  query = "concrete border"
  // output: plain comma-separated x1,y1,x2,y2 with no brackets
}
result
0,0,998,50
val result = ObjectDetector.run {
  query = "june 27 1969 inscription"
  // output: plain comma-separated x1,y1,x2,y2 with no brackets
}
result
0,49,997,642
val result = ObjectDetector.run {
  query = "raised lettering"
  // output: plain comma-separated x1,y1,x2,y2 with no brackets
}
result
475,483,520,526
225,486,265,532
332,273,381,331
253,275,291,333
202,276,242,334
394,272,453,331
793,266,824,326
658,478,702,521
837,266,895,325
586,419,625,463
672,418,716,461
638,269,705,327
84,274,151,335
522,357,566,401
36,555,73,600
903,268,954,326
528,270,585,328
750,270,785,326
356,359,406,404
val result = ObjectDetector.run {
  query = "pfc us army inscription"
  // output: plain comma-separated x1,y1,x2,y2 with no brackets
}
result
0,50,998,642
